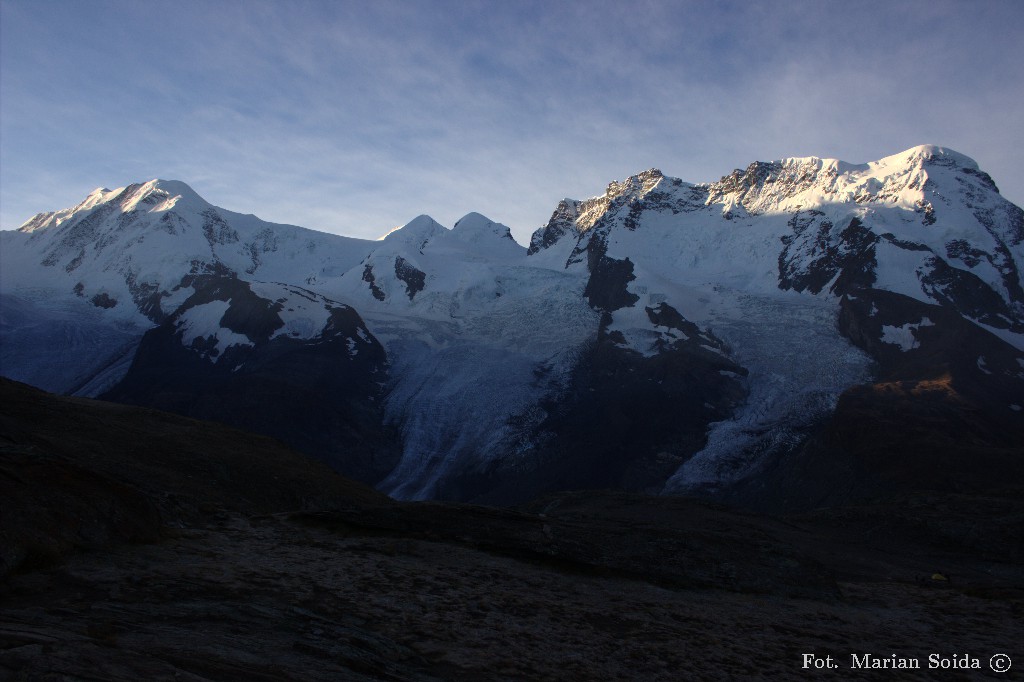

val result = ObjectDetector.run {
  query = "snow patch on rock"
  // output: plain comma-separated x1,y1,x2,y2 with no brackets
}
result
176,300,253,360
881,317,935,352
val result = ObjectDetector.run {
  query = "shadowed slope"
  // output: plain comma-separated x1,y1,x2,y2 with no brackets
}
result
1,379,1021,679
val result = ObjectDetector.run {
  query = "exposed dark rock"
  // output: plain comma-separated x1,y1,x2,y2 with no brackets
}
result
63,249,85,273
917,200,936,225
944,238,987,267
116,208,142,231
362,264,386,301
454,305,747,505
584,255,639,311
718,288,1024,513
876,235,933,253
158,211,181,235
527,199,580,255
709,161,778,207
960,165,999,193
200,208,240,246
244,227,279,275
123,270,168,323
730,372,1024,514
779,215,878,295
1005,201,1024,244
394,256,426,300
919,255,1024,332
837,288,1024,397
991,241,1024,305
89,293,117,309
579,228,639,312
644,302,738,358
103,277,399,484
178,274,285,341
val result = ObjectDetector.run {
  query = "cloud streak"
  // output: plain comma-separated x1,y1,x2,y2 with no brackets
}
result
2,0,1022,243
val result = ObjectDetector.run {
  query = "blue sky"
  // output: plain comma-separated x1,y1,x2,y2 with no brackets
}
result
2,0,1023,244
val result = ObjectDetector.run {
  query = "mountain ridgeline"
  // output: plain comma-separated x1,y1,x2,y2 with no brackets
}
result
2,146,1022,508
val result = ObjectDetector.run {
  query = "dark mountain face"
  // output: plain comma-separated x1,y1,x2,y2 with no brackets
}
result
713,286,1024,512
102,274,400,484
452,313,749,505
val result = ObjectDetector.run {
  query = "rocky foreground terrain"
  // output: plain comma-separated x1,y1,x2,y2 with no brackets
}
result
1,378,1022,680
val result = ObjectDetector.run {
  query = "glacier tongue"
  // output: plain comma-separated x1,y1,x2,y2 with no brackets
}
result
368,264,599,501
0,293,148,397
663,291,872,493
378,332,548,500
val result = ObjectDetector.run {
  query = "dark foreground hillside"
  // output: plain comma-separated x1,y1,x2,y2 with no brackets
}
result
1,379,1021,680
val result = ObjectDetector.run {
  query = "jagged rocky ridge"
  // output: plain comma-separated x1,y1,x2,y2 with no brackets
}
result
1,146,1022,506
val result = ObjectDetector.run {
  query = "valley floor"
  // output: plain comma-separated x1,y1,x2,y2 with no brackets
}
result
1,378,1020,681
2,509,1021,681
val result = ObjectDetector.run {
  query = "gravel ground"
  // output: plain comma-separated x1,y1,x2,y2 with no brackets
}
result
2,512,1020,681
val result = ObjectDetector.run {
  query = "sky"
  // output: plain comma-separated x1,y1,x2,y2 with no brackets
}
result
2,0,1023,245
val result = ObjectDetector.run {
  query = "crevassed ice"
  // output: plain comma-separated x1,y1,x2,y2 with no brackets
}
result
664,292,872,493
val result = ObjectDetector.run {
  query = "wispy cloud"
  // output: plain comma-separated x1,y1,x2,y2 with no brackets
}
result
2,0,1022,243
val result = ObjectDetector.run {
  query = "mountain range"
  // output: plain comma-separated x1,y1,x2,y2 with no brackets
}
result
2,145,1022,507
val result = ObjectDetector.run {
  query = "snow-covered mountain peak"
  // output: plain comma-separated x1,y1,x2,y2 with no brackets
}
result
451,212,517,244
374,213,524,262
522,145,1021,345
17,179,210,234
2,178,376,329
18,188,112,233
526,169,679,258
578,168,666,232
83,186,114,206
529,146,989,250
701,144,997,218
383,214,447,246
111,179,211,215
604,168,665,200
147,178,208,205
876,144,980,172
452,212,496,231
